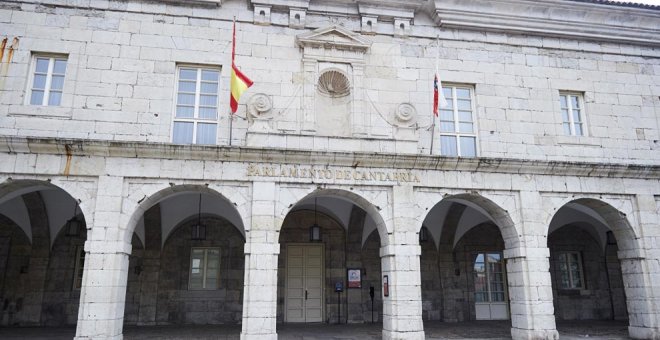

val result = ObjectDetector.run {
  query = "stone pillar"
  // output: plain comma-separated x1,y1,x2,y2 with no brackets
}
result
351,63,368,137
301,58,316,134
380,244,424,340
381,185,424,340
505,247,558,340
507,190,558,340
623,194,660,339
241,181,279,340
75,176,130,340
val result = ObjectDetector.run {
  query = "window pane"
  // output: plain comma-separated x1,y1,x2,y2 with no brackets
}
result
456,88,470,99
33,74,47,89
459,122,473,133
440,110,453,121
457,99,471,111
200,82,218,94
440,136,457,156
572,271,582,288
53,59,67,74
199,95,217,107
475,292,487,302
574,124,583,136
198,107,216,120
206,278,217,289
561,109,569,123
179,68,197,80
36,58,49,73
458,110,473,122
196,123,217,145
190,276,203,289
178,80,196,93
442,87,452,99
201,70,219,81
176,105,194,118
572,109,582,123
30,90,44,105
563,123,571,135
492,292,505,302
440,121,455,133
50,75,65,90
460,137,476,157
173,122,193,144
559,264,570,288
560,95,567,109
571,95,580,109
48,91,62,106
177,93,195,106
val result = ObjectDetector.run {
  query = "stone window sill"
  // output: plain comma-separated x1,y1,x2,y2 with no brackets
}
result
556,135,602,147
8,104,72,119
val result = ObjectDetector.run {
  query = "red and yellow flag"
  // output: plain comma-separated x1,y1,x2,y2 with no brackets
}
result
229,20,253,114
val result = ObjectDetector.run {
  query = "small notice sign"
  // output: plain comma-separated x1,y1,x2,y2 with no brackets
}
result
347,268,361,288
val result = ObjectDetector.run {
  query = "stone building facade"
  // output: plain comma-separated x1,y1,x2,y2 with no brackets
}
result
0,0,659,339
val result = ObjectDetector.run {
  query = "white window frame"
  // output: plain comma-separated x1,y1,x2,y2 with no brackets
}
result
559,91,586,136
188,247,220,290
171,65,221,145
72,245,85,291
556,251,585,290
438,85,478,157
26,54,68,106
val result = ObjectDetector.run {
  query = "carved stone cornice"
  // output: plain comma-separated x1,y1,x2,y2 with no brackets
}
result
432,0,660,46
160,0,224,6
2,136,659,180
250,0,310,10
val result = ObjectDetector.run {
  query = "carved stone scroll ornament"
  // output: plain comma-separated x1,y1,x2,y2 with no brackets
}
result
247,93,273,119
394,103,417,127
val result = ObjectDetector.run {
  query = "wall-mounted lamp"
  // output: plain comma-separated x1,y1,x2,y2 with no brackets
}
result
309,197,321,242
66,200,81,237
191,193,206,240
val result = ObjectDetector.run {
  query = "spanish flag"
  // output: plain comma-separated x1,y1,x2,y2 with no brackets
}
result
229,19,253,114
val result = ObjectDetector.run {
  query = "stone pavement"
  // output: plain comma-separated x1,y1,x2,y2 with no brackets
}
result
0,320,630,339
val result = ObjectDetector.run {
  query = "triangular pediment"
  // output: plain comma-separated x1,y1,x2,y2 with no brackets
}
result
296,25,371,52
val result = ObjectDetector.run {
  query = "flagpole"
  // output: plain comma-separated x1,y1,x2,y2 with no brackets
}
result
229,17,236,146
430,120,435,155
229,111,233,146
431,35,440,155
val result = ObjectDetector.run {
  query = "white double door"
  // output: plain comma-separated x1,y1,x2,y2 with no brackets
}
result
474,252,509,320
285,244,324,323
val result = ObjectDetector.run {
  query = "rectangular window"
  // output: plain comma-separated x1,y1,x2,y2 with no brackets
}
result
28,55,67,106
559,92,585,136
73,246,85,290
557,251,584,289
189,247,220,290
439,86,477,157
172,66,221,145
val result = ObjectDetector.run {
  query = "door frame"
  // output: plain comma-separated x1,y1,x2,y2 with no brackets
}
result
471,251,510,320
284,243,325,323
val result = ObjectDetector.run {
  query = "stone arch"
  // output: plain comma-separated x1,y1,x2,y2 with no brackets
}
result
545,197,639,253
546,196,653,337
0,178,93,247
276,186,391,247
420,191,520,251
122,183,248,246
